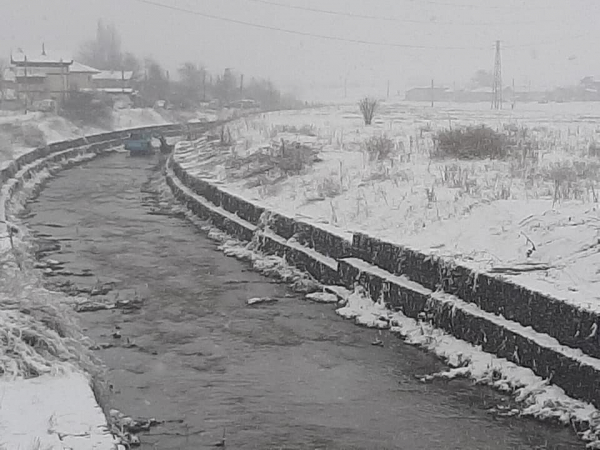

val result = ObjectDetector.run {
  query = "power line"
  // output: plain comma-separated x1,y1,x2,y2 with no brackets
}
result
130,0,594,51
130,0,490,50
403,0,550,10
504,31,595,49
240,0,560,26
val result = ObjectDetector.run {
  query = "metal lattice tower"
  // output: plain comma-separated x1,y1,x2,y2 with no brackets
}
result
492,40,502,110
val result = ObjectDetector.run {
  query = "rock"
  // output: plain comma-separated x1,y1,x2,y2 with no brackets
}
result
74,300,116,313
112,331,122,339
90,342,114,350
305,292,339,304
247,297,278,306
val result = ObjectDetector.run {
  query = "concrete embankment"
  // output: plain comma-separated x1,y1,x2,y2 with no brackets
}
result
166,133,600,415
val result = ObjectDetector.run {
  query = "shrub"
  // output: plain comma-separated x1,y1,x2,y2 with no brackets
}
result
363,135,395,161
433,125,508,160
589,141,600,158
59,91,113,128
0,122,46,148
21,123,46,147
358,97,378,125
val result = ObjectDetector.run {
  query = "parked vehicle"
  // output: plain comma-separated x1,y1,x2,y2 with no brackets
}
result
32,99,57,113
124,131,153,156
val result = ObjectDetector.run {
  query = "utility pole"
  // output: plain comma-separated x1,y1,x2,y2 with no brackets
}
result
431,79,434,107
492,40,502,110
512,78,515,109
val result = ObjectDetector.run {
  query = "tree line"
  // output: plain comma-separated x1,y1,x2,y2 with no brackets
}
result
77,20,300,110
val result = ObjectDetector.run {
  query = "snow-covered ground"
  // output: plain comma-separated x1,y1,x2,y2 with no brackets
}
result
0,371,117,450
183,101,600,313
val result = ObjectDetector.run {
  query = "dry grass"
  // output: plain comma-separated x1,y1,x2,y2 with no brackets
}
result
0,266,100,379
363,135,396,162
433,126,508,160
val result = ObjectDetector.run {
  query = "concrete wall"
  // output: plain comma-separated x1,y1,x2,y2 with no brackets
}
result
166,134,600,413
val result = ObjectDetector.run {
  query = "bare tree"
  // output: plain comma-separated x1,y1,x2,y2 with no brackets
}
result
78,20,123,70
358,97,378,125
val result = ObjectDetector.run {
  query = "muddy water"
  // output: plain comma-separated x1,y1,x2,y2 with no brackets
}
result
21,153,582,449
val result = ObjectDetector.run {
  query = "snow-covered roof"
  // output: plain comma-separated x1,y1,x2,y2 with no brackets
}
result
69,61,101,74
81,87,135,94
92,70,134,81
11,50,72,65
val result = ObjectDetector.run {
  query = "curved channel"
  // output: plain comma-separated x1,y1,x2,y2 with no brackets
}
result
21,151,581,449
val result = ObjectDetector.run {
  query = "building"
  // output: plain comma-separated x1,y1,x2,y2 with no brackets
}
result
405,86,452,102
69,61,101,91
92,70,135,94
10,49,73,105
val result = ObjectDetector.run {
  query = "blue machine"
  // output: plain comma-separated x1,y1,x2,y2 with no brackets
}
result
124,131,154,156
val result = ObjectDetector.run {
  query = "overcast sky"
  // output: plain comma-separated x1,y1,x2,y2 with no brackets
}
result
2,0,599,98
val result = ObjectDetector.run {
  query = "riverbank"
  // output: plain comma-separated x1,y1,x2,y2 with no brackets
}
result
166,111,600,447
0,113,215,449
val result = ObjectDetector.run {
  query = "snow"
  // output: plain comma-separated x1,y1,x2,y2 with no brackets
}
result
70,61,101,74
175,101,600,313
335,286,600,446
92,70,134,81
305,291,339,303
247,297,278,305
0,371,117,450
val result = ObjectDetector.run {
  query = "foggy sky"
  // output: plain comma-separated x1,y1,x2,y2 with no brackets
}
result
2,0,599,98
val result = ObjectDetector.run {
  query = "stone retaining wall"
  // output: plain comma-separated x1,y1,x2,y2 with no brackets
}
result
353,233,600,360
167,134,600,411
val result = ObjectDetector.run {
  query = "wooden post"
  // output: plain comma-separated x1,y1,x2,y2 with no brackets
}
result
24,55,29,113
431,79,434,107
512,78,515,109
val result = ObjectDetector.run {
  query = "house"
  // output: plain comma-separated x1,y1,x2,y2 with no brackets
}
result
92,70,135,94
405,86,452,102
69,61,101,91
10,49,73,105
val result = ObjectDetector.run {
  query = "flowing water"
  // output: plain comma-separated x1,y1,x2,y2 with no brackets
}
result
21,152,582,449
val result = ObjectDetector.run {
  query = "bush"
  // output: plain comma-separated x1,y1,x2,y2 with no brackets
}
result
0,122,46,148
363,135,395,161
433,125,508,160
59,91,114,128
589,141,600,158
21,123,46,147
358,97,378,125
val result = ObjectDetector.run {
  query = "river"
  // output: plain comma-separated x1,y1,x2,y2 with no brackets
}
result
20,151,581,449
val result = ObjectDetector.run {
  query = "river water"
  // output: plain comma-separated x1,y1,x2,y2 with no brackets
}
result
21,152,582,449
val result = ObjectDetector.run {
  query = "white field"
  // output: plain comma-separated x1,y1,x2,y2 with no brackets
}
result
184,101,600,313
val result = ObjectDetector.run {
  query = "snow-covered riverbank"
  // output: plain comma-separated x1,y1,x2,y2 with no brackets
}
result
0,107,205,450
